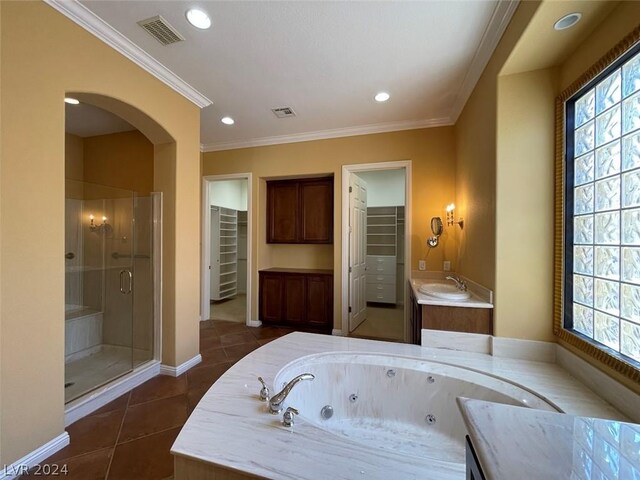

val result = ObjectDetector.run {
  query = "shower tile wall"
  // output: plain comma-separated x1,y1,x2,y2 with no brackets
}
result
102,196,134,350
65,198,83,307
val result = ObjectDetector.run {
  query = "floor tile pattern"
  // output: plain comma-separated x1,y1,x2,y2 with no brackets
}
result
22,321,293,480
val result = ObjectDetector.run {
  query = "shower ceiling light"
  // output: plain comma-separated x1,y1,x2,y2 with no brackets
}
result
64,97,80,105
221,116,235,125
374,92,390,102
554,13,581,31
186,8,211,29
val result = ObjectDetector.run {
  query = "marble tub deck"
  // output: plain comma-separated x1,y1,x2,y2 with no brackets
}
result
171,332,630,480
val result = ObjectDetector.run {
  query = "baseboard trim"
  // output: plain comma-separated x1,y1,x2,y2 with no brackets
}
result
64,360,160,426
332,329,344,336
160,354,202,377
247,320,262,327
0,432,70,479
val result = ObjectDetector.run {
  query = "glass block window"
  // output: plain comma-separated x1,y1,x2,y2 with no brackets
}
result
566,44,640,366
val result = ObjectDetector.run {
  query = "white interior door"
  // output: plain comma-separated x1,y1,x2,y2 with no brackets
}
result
349,174,367,332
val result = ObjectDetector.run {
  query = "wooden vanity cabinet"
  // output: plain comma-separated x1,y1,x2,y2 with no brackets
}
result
259,269,333,332
409,281,493,341
422,305,492,334
267,177,333,244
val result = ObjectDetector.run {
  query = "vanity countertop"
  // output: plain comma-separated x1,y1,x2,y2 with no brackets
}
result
410,278,493,309
458,398,640,479
172,332,627,480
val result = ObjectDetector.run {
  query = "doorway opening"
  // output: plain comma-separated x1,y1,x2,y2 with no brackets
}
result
202,174,253,325
342,162,411,342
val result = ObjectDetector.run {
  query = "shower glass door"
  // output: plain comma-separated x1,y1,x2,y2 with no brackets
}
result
65,180,135,403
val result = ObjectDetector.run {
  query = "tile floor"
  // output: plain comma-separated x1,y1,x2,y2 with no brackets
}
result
23,320,294,480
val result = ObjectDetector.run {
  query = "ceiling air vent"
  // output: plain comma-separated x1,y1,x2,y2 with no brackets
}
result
271,107,297,118
137,15,185,46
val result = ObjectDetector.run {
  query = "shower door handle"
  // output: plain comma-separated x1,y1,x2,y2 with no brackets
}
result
119,270,126,294
119,270,133,294
125,269,132,294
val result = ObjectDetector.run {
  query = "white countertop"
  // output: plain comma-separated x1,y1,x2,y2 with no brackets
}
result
410,278,493,308
458,398,640,479
172,332,626,480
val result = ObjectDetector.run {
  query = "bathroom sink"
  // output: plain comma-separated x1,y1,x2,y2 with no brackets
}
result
418,283,471,301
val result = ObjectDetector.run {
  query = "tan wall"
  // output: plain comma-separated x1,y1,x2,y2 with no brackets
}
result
83,130,154,195
65,133,84,182
203,127,458,326
0,1,200,465
454,1,541,292
560,2,640,92
495,68,558,341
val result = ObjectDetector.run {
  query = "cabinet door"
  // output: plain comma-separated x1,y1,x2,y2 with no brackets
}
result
305,275,332,327
259,273,283,323
299,180,333,243
283,275,306,324
267,182,298,243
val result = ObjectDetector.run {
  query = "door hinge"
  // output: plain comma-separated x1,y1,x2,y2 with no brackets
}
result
349,186,352,193
348,306,352,313
348,266,352,273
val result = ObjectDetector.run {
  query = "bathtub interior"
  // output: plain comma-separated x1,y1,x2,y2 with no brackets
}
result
274,353,558,463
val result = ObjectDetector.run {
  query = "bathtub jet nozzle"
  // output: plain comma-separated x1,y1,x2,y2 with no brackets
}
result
269,373,315,414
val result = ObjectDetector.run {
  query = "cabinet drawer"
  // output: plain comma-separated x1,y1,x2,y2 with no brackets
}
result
366,283,396,303
366,255,396,274
366,273,396,285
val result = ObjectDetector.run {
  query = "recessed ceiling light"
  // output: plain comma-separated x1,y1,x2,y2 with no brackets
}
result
554,12,581,31
221,116,234,125
186,8,211,29
64,97,80,105
374,92,390,102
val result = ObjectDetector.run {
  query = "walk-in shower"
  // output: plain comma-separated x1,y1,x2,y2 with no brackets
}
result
64,179,159,403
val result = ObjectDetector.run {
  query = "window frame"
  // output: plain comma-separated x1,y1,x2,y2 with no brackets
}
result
555,26,640,384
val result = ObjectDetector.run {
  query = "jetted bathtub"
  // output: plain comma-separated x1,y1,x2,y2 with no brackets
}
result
274,352,560,463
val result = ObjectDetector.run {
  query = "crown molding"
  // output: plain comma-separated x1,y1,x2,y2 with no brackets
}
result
448,0,520,122
43,0,212,108
201,117,453,152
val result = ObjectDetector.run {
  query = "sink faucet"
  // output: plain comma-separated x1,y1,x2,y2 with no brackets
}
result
269,373,314,414
445,275,467,291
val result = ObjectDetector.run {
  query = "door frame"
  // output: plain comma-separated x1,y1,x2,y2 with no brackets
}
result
340,161,412,341
201,173,255,326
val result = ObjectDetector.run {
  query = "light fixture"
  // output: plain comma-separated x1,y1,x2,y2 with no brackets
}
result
64,97,80,105
89,214,112,234
221,116,235,125
554,12,581,31
446,203,464,229
186,8,211,29
374,92,390,102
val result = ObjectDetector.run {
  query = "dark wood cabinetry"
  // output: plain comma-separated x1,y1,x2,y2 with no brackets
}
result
267,177,333,244
465,436,486,480
259,268,333,332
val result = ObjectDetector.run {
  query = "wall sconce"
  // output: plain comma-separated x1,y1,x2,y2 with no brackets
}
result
446,203,464,229
89,214,112,234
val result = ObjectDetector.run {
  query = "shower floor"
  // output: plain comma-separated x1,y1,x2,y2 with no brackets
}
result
65,344,152,403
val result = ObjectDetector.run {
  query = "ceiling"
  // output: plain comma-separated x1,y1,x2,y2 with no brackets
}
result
65,102,135,138
71,0,516,150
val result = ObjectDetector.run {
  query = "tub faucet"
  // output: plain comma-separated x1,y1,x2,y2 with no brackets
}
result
269,373,314,414
445,275,467,291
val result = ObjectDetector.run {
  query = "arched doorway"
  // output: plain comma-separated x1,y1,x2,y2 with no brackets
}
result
63,93,172,424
